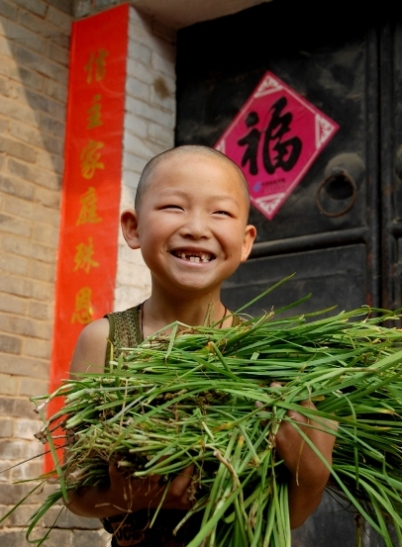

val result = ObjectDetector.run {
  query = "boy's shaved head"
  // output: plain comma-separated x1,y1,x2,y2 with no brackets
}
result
135,145,250,212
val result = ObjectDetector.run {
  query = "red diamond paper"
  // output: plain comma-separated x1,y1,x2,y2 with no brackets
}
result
215,71,339,220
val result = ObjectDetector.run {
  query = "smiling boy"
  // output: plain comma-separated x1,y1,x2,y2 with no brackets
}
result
67,145,336,546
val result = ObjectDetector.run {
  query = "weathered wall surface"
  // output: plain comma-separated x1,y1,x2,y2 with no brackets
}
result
0,2,176,545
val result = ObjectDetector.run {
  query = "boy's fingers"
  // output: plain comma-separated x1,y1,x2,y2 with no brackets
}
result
181,463,195,478
299,399,315,409
108,462,124,482
168,464,194,498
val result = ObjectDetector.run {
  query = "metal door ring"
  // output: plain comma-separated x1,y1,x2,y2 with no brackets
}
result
316,171,357,217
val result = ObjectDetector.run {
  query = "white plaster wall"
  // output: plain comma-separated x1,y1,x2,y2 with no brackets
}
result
114,6,177,312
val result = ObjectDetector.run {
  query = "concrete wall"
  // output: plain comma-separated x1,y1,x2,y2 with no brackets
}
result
0,2,176,545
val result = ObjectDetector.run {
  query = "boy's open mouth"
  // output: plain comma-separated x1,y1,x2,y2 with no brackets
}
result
171,250,215,263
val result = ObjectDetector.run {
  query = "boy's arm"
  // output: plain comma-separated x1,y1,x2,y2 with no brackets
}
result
69,318,109,376
275,399,337,529
66,319,194,518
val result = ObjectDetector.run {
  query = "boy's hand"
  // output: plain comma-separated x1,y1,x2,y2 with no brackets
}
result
66,463,195,519
272,383,338,529
106,462,195,514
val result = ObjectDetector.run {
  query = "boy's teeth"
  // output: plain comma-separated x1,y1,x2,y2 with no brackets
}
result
176,251,212,262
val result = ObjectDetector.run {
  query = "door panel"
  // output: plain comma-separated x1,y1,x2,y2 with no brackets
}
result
221,244,367,317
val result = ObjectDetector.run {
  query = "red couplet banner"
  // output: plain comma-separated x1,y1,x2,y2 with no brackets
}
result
47,4,129,470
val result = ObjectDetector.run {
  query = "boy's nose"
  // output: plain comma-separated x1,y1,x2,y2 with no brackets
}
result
179,213,211,239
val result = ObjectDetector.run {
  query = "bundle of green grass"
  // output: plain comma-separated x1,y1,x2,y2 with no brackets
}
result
20,284,402,546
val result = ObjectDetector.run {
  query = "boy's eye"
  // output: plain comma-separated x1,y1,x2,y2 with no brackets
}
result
214,210,231,216
161,205,183,211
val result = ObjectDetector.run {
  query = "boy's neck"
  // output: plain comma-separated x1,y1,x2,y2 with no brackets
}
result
141,286,229,338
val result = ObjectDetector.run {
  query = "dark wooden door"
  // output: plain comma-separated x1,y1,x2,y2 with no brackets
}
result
176,1,400,544
381,18,402,315
176,0,402,312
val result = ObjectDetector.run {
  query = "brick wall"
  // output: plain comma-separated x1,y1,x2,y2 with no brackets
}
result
0,2,177,545
0,1,74,543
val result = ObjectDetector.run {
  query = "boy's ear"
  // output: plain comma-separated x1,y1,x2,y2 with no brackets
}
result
121,209,140,249
240,224,257,263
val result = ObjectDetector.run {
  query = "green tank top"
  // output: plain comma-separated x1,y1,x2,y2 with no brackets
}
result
105,303,241,369
104,305,142,370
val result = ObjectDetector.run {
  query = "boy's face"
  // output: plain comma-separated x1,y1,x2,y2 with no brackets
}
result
122,152,256,298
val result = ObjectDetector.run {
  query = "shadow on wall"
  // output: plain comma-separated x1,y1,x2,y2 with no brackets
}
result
0,0,72,203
